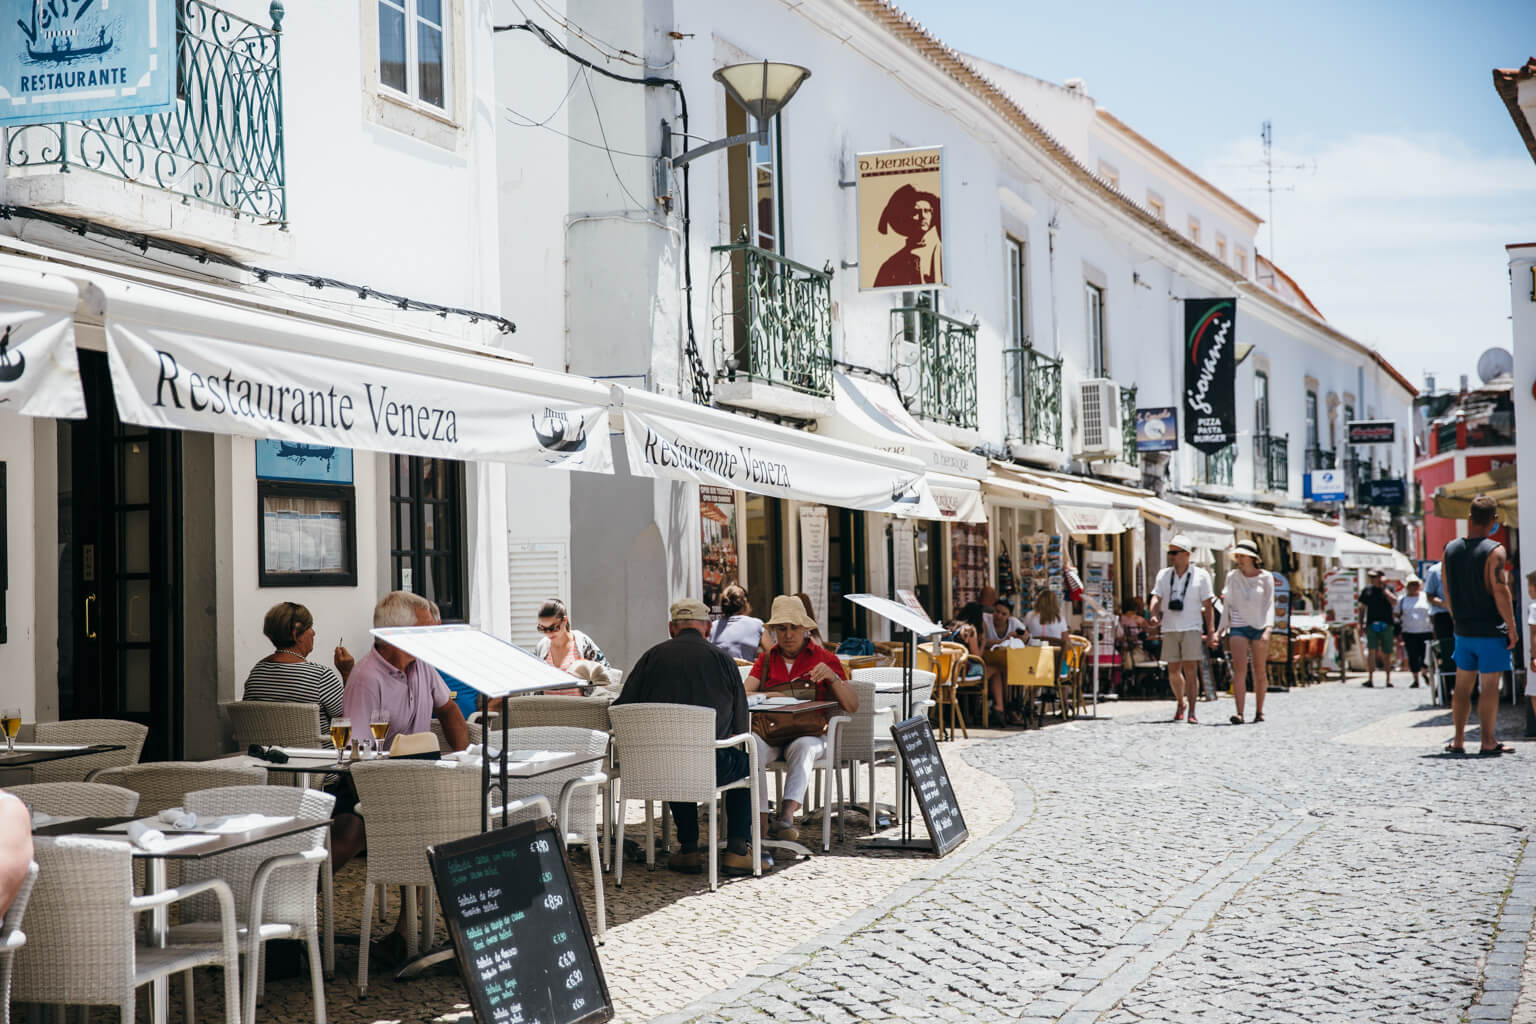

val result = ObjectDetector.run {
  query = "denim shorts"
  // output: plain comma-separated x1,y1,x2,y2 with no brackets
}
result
1230,625,1266,641
1453,634,1512,675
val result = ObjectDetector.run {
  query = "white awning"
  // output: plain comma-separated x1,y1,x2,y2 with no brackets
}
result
96,277,614,471
0,262,85,419
1334,531,1412,574
615,386,940,516
927,474,987,524
819,371,988,478
1131,493,1236,551
1009,468,1135,536
982,468,1053,510
1181,497,1339,557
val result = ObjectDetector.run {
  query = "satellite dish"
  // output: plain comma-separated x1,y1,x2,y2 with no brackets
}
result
1476,347,1513,384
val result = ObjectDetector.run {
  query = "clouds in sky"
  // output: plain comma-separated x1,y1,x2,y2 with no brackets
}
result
1201,132,1536,387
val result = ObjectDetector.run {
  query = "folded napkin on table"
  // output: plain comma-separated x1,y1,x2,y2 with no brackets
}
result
125,821,166,849
157,808,198,830
30,810,54,827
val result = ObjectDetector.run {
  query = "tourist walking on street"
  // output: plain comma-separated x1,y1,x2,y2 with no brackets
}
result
1357,570,1398,687
1396,576,1435,689
1220,539,1274,724
1148,534,1216,724
1444,495,1519,757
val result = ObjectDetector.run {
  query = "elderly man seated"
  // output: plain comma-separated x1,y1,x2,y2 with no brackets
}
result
614,598,762,875
341,589,470,964
745,595,859,841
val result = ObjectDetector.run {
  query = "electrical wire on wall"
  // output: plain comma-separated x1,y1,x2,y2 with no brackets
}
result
495,17,712,405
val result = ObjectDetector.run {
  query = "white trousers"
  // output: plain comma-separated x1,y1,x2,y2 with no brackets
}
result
754,734,825,811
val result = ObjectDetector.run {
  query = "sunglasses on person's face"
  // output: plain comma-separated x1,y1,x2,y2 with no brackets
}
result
536,620,564,634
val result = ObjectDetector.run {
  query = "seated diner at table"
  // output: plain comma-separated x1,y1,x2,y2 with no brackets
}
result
0,789,31,916
955,603,1016,727
710,582,766,661
241,600,352,732
745,595,859,841
1024,590,1070,646
534,597,607,695
983,597,1027,647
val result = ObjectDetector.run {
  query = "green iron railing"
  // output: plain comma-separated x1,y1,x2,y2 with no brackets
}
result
1003,345,1062,449
1303,445,1336,473
711,241,834,398
4,0,287,224
1119,385,1138,466
1203,444,1235,487
1254,433,1289,493
892,303,978,430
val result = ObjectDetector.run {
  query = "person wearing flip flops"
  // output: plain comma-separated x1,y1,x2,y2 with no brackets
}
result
1148,534,1216,725
1219,539,1275,725
1442,495,1520,757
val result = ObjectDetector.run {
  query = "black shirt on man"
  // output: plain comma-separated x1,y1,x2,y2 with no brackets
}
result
1443,536,1507,639
613,627,748,738
1357,586,1395,625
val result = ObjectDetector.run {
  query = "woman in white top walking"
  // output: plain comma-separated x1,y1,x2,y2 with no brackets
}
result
1395,575,1435,689
1219,539,1275,724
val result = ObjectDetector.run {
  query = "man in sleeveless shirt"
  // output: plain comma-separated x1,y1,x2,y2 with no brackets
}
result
1443,495,1519,756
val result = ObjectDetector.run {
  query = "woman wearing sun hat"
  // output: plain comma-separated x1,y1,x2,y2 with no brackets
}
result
1219,538,1275,724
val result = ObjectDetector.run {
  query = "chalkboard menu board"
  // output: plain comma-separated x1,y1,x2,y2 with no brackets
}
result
890,715,968,857
429,819,612,1024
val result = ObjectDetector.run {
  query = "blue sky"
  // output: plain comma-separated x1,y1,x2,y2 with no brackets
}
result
894,0,1536,388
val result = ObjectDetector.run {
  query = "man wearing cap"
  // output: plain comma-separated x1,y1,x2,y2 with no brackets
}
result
746,595,859,839
1356,569,1398,688
613,598,761,874
1148,534,1216,724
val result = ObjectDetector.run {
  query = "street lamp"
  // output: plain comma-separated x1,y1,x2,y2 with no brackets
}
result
669,60,812,167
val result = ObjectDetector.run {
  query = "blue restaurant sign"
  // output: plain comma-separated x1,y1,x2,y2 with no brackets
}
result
1,0,176,126
1135,407,1178,452
1369,479,1406,508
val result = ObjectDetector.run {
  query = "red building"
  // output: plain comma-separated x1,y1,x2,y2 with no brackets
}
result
1413,378,1516,559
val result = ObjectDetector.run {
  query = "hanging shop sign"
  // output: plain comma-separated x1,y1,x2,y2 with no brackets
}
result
799,505,829,634
701,486,739,613
1135,407,1178,452
1306,469,1346,503
102,283,613,471
856,146,946,291
1368,478,1406,507
1,0,176,127
0,267,85,418
1182,298,1237,454
1347,420,1396,446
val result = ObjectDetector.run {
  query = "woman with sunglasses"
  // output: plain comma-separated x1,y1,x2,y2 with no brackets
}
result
533,598,607,694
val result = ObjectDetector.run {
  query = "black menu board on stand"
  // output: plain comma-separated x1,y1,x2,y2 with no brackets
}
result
429,818,612,1024
890,715,969,857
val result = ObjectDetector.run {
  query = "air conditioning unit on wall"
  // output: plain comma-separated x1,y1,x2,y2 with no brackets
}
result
1077,379,1123,460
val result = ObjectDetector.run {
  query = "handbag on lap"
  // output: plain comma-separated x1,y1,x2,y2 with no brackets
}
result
751,680,829,747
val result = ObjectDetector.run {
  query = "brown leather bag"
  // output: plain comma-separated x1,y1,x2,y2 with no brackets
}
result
751,681,828,747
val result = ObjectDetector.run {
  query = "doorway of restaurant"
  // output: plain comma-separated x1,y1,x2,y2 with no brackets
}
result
826,509,868,643
57,351,183,760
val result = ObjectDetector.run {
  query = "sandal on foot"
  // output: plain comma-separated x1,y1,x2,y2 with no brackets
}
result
1187,712,1199,725
1479,743,1517,757
1229,715,1243,725
1443,743,1466,756
1253,713,1265,723
1173,705,1186,722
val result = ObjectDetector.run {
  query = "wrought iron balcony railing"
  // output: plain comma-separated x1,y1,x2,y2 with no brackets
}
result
1003,345,1062,450
1119,385,1138,466
891,304,978,430
4,0,287,224
1203,444,1236,487
1345,453,1374,506
711,241,834,398
1303,445,1336,473
1254,433,1289,493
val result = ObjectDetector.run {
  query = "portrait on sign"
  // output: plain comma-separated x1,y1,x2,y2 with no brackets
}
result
857,146,945,291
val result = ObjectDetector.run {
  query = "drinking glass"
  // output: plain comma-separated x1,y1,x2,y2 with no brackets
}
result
369,710,390,756
330,718,352,764
1,708,19,754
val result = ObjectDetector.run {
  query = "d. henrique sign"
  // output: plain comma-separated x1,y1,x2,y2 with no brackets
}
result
103,297,613,473
1,0,176,126
620,399,940,517
1182,298,1236,455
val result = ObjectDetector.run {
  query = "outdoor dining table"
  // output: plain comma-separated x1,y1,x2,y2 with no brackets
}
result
32,812,329,1024
239,746,605,779
0,742,125,769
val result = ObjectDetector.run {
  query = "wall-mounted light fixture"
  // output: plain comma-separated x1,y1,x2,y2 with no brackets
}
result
669,61,811,167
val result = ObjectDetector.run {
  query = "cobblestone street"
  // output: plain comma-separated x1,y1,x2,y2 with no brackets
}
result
668,678,1536,1024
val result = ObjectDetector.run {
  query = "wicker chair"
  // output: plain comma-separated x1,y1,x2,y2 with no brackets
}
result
844,670,937,833
349,760,483,996
7,781,140,818
500,694,613,732
916,642,974,740
488,727,610,941
224,701,329,750
29,719,148,784
173,785,333,1024
93,762,269,817
762,706,850,853
608,703,761,892
14,836,242,1024
0,862,36,1024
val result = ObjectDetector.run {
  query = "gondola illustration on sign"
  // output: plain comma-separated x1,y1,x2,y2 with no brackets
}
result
0,327,24,384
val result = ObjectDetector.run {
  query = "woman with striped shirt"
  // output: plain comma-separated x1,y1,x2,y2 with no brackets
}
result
1219,540,1275,725
242,601,354,732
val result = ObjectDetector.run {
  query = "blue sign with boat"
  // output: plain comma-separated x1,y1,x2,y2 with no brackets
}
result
255,441,355,485
1,0,176,126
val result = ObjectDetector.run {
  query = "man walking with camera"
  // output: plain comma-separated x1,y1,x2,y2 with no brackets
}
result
1149,534,1216,724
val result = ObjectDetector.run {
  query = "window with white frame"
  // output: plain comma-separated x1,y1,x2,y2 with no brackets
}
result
1187,216,1201,245
1215,234,1228,261
1236,248,1249,276
1006,236,1027,347
1085,282,1106,377
378,0,447,109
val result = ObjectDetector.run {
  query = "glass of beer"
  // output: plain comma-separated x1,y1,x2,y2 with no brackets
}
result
330,718,352,764
1,707,19,754
369,710,390,756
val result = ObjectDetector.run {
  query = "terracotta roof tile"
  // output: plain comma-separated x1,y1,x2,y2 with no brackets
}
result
1493,58,1536,167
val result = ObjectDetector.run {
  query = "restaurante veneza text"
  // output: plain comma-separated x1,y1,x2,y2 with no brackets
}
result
151,349,460,441
641,429,793,487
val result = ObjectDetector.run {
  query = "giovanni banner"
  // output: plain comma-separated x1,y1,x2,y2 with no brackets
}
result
1182,297,1236,454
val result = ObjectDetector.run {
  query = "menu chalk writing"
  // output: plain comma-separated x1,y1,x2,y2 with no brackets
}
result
890,715,969,857
429,820,611,1024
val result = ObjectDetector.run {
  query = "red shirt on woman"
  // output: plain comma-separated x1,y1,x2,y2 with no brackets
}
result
749,642,847,702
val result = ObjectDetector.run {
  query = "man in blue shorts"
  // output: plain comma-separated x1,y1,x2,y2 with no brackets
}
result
1443,495,1519,756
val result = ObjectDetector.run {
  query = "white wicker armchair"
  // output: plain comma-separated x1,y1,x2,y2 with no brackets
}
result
487,727,610,942
93,763,269,816
223,701,329,750
7,781,141,818
608,703,761,892
762,706,852,853
0,862,36,1024
30,719,148,784
14,836,242,1024
348,760,483,996
173,785,334,1024
500,694,613,731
